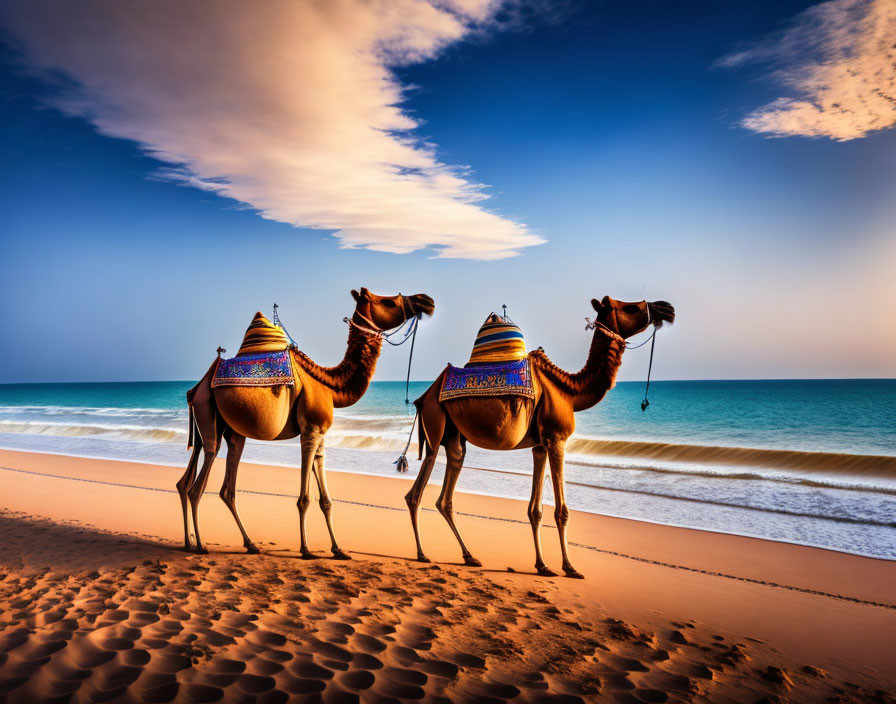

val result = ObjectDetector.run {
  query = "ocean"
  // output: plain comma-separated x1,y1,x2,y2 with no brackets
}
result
1,379,894,559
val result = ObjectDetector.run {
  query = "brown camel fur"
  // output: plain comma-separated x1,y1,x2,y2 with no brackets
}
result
178,288,435,557
406,296,675,578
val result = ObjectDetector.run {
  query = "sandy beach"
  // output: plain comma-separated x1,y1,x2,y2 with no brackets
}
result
0,448,894,703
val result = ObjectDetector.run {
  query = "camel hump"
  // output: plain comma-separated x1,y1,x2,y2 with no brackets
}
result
236,311,290,356
467,313,527,365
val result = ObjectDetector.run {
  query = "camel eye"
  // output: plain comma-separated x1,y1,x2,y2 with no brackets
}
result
383,299,398,308
624,304,640,314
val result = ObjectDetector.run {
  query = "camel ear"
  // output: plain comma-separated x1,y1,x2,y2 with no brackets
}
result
351,289,361,302
591,298,602,312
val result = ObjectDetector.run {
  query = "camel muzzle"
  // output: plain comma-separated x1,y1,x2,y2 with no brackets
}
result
648,301,675,327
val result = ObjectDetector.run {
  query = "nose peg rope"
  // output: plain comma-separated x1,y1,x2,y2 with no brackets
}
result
641,327,656,412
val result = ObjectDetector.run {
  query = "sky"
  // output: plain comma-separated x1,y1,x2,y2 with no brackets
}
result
1,0,894,384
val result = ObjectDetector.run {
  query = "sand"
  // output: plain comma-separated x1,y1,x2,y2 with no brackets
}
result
0,448,894,703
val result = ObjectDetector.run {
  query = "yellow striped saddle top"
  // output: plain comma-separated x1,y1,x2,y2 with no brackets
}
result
237,312,290,356
467,313,527,365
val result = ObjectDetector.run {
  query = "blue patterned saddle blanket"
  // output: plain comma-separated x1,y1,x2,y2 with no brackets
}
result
211,350,294,388
439,358,534,401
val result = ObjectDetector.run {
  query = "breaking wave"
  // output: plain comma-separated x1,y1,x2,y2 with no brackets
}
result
565,437,896,478
0,420,182,443
2,412,894,486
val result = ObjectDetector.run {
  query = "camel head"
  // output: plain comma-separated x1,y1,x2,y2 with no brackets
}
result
351,287,435,331
591,296,675,339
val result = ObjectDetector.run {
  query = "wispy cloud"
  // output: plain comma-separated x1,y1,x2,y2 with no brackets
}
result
0,0,544,259
720,0,896,141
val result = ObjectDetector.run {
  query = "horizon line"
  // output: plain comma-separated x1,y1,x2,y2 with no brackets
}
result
1,377,894,386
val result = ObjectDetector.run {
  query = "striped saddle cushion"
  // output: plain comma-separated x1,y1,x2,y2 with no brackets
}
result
467,313,527,364
237,312,290,356
440,359,534,401
211,350,294,388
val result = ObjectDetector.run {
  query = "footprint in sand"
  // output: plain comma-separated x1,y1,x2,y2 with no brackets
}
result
319,620,355,643
389,645,423,666
92,662,143,690
136,671,178,691
289,658,334,681
339,668,376,690
150,651,192,673
418,659,459,680
398,624,435,651
98,636,135,651
235,673,277,694
351,633,387,654
180,683,225,702
310,638,354,663
351,653,383,671
380,678,426,700
120,647,151,667
68,639,117,668
450,652,486,669
247,657,285,676
533,695,586,704
278,673,327,695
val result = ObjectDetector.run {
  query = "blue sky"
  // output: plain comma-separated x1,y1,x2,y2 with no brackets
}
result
1,0,894,383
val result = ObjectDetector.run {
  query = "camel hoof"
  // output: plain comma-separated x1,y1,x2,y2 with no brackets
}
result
416,554,431,563
300,551,319,560
331,549,352,560
463,555,482,567
536,566,558,577
245,544,260,554
181,544,192,552
563,567,585,579
195,546,209,555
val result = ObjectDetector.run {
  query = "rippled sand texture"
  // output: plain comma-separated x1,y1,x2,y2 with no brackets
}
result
0,511,893,704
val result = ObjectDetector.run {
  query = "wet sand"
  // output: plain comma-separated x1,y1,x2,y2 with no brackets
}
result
0,448,894,703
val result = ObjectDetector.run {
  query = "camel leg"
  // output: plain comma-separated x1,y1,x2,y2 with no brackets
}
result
297,431,323,559
529,445,555,577
546,438,583,579
219,428,258,554
311,442,350,560
436,437,480,567
189,427,222,555
404,449,439,562
176,436,202,551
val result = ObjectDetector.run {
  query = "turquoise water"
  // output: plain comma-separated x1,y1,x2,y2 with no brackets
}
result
2,378,894,454
1,379,894,559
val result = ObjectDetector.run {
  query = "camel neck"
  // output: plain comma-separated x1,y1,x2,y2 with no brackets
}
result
534,325,626,412
292,321,383,408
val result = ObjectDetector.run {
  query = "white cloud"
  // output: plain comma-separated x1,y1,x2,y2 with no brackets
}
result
0,0,544,259
721,0,896,141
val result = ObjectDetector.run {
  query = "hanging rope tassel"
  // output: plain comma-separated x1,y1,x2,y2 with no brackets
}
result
403,315,420,404
394,408,418,473
641,329,657,412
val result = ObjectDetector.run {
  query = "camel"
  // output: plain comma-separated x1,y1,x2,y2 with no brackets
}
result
405,296,675,578
178,288,435,557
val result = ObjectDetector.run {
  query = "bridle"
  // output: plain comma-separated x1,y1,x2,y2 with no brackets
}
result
586,300,659,412
344,293,423,404
345,294,418,341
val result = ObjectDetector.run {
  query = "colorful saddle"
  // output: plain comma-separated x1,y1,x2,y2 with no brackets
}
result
439,358,534,401
211,349,294,388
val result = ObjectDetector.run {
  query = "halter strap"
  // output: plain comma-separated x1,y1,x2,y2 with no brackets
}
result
345,310,385,337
